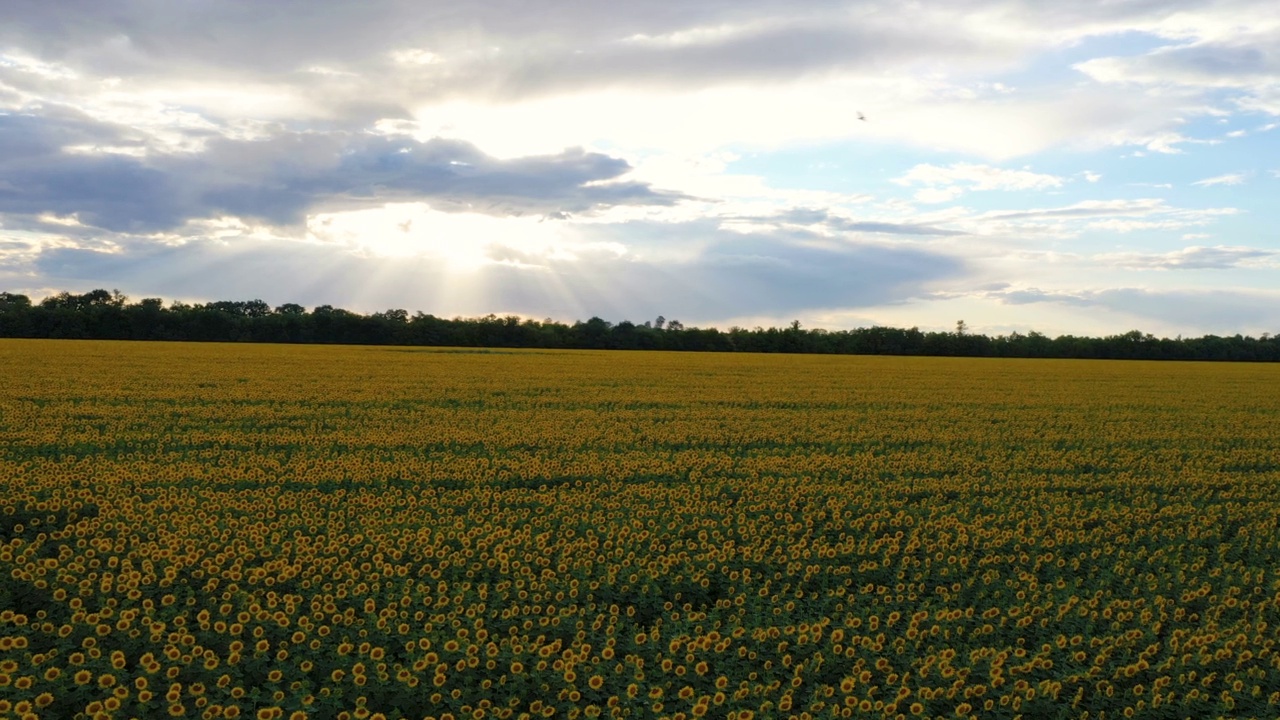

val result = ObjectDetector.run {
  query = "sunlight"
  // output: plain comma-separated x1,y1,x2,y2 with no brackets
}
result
304,203,581,270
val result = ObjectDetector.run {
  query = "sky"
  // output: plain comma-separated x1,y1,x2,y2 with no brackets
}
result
1,1,1278,337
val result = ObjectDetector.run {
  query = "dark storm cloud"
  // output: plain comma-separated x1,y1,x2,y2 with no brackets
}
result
0,114,684,231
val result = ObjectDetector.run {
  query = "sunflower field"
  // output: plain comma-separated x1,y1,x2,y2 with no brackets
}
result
1,339,1278,720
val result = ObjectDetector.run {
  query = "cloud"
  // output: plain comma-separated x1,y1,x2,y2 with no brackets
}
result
912,187,966,204
895,162,1064,191
1191,172,1246,187
942,197,1243,247
979,198,1169,221
1084,219,1193,233
0,107,144,161
968,199,1238,240
0,4,1011,102
441,20,1000,100
17,219,965,323
962,196,1244,243
1094,245,1277,270
6,1,1270,102
771,208,966,237
892,162,1063,202
1075,38,1280,89
0,112,189,232
989,286,1280,333
1073,29,1280,131
2,0,1261,161
0,113,685,231
993,287,1094,307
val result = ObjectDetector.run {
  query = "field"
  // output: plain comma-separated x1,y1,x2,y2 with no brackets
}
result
1,340,1278,720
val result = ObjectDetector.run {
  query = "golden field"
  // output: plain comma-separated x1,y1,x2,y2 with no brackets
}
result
1,339,1278,720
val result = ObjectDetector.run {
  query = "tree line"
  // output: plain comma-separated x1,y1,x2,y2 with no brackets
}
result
1,288,1277,361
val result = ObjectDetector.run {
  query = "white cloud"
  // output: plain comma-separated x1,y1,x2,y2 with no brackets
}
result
35,213,82,227
1074,41,1280,89
1094,245,1277,270
893,162,1062,202
979,198,1168,221
913,187,966,204
895,163,1064,192
1072,26,1280,134
390,49,443,66
1237,88,1280,116
0,0,1255,161
1191,172,1246,187
0,51,78,81
1085,219,1193,233
1142,132,1191,154
947,198,1242,246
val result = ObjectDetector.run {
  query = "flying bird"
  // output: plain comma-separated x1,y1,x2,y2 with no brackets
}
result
857,112,867,121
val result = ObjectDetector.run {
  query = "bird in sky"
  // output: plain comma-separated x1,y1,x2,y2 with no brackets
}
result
857,112,867,121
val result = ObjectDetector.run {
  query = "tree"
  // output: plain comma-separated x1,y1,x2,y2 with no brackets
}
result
84,289,120,307
40,289,118,310
613,320,640,349
575,316,613,348
312,305,349,316
244,300,271,317
205,299,270,317
5,287,1280,361
0,292,31,312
